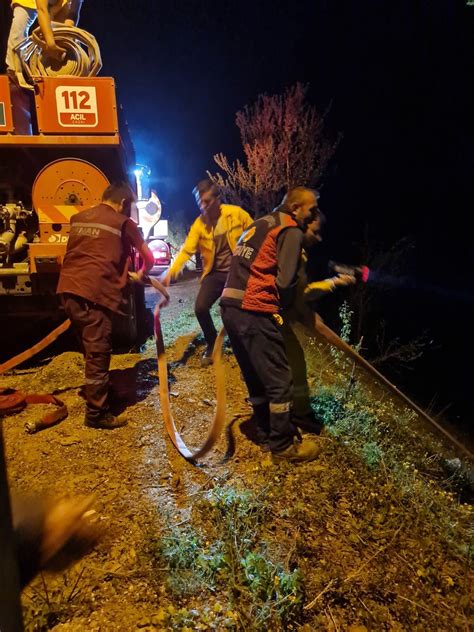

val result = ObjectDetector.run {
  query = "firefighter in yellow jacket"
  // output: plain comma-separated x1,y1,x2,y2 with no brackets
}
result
5,0,84,75
163,179,252,366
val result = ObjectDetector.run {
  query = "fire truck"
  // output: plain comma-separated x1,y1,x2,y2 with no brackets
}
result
0,74,147,348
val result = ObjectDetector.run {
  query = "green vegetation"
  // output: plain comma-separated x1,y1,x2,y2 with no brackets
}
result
159,298,221,349
19,295,472,630
150,308,473,630
150,487,304,630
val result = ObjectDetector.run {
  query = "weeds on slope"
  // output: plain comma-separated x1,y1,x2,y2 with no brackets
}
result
149,486,304,630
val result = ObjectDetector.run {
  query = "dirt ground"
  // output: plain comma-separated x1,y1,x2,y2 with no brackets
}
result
1,275,256,630
1,274,472,631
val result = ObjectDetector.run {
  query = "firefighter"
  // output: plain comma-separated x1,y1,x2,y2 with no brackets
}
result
162,179,252,366
282,213,356,434
5,0,84,75
220,187,324,464
57,182,154,430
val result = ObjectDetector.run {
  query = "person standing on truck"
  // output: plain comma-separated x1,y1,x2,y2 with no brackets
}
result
162,179,253,366
57,182,154,430
5,0,84,76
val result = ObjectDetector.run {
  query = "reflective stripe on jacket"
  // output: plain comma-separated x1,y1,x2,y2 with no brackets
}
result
221,210,299,313
169,204,253,280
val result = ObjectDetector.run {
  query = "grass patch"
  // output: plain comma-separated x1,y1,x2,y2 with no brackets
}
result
151,486,304,630
150,303,473,630
161,302,222,348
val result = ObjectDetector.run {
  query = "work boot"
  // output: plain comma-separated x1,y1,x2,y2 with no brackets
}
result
200,347,213,367
85,412,128,430
271,438,321,464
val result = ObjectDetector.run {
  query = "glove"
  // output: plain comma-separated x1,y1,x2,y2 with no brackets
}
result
272,313,284,326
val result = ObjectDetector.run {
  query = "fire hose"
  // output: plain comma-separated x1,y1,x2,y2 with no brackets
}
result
0,273,227,459
311,316,473,461
130,273,228,462
12,25,102,89
0,278,470,461
0,319,71,375
0,388,68,434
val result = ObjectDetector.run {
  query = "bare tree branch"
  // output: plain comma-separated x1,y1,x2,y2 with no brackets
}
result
208,83,341,216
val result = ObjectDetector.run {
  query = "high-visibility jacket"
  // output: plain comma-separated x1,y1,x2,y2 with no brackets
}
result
11,1,68,10
11,0,37,8
169,204,253,280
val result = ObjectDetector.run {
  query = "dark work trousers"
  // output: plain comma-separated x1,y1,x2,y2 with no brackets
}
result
282,321,323,433
195,271,228,351
282,322,312,416
221,305,297,452
61,294,113,419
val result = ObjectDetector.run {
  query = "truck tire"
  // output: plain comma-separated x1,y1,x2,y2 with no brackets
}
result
112,284,139,351
112,283,153,351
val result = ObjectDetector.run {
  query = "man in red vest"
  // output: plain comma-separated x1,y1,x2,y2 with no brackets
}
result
220,187,322,464
57,182,154,429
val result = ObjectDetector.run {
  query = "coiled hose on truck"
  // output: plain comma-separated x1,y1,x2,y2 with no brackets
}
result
12,24,102,89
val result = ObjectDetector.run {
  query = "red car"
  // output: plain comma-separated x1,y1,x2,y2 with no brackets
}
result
147,237,172,275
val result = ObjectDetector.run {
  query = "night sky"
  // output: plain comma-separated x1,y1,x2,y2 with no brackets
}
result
1,1,473,437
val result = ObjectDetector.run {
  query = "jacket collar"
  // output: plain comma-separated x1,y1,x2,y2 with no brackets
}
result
273,203,293,218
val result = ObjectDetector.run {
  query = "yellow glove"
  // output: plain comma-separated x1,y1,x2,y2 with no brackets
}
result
303,279,336,301
272,313,284,326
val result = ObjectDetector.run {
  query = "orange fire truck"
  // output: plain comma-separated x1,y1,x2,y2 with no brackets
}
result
0,74,146,347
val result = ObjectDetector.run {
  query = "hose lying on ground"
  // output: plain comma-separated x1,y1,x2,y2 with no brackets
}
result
311,315,473,462
136,273,228,461
12,24,102,89
1,275,469,462
0,274,227,459
154,313,227,461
